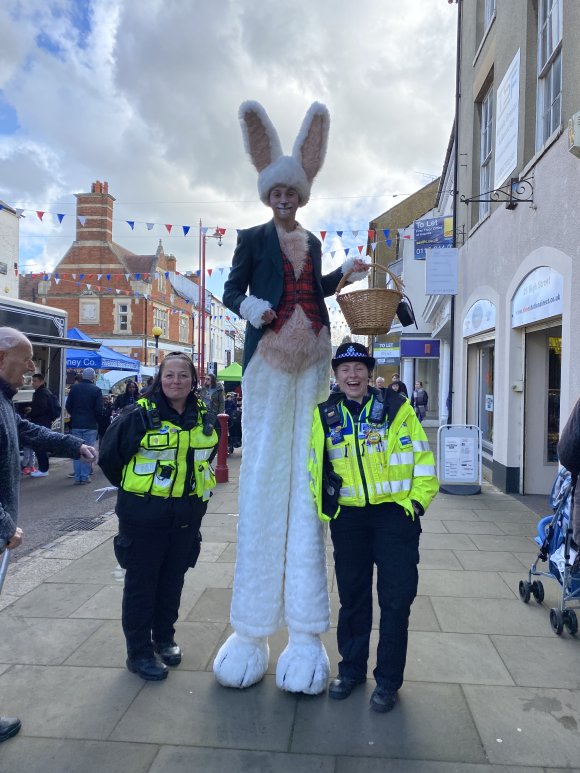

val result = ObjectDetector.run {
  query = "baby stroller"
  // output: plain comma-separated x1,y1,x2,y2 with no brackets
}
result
519,467,580,635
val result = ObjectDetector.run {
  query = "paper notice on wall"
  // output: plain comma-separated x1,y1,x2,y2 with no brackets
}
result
443,436,476,482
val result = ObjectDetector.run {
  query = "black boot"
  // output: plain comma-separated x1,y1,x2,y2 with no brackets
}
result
0,717,21,743
126,655,168,681
153,641,182,666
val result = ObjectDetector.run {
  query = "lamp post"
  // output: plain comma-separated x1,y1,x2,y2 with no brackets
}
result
152,325,163,372
198,221,223,376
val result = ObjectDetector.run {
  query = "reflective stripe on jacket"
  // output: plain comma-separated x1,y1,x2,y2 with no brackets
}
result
120,398,218,502
309,394,438,521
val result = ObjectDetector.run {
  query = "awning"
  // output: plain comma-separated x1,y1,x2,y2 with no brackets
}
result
66,328,140,372
216,361,242,382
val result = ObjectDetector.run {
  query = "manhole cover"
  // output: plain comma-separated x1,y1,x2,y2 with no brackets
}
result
58,515,107,533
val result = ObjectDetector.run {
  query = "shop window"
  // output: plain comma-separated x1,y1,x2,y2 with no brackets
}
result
479,344,494,447
547,336,561,462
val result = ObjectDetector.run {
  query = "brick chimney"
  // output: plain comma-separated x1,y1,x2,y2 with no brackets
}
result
165,254,177,272
75,180,115,243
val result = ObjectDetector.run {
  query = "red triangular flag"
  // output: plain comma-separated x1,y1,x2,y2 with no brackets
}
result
320,230,326,242
165,224,173,234
36,211,45,221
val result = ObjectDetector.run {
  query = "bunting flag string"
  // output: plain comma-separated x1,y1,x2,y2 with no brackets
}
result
1,202,395,251
19,229,398,276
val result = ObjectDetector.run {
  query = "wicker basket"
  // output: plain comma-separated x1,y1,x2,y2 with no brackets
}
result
336,263,404,336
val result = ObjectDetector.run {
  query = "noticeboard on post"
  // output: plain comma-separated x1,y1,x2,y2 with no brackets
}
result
437,424,482,495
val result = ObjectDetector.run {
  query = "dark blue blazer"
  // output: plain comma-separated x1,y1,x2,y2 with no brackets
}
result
223,220,344,370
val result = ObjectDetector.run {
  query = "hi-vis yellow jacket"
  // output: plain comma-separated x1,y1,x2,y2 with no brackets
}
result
120,398,218,502
309,391,438,521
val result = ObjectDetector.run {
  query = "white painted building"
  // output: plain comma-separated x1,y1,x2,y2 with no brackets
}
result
0,201,20,298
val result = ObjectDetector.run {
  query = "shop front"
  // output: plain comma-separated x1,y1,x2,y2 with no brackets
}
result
399,338,440,423
463,299,496,475
512,267,563,495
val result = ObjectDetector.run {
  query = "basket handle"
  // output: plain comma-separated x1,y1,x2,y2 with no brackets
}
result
336,262,404,296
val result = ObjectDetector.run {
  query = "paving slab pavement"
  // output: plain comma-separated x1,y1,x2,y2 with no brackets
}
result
2,445,580,772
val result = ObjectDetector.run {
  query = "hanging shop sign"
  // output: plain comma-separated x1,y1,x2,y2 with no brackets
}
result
494,49,521,187
463,299,496,337
511,266,563,328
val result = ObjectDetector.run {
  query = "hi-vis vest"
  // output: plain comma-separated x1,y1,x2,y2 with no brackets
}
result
120,398,218,502
309,394,438,521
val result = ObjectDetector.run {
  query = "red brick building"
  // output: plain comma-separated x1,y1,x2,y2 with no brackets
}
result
20,180,203,368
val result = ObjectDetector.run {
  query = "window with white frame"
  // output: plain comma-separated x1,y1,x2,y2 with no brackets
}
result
179,314,189,342
537,0,562,148
116,302,129,332
479,86,494,221
157,271,165,293
484,0,496,29
153,306,168,337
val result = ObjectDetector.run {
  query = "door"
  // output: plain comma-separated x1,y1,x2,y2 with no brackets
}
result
523,326,561,494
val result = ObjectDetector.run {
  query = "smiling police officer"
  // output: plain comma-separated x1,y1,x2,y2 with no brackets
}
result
309,342,438,714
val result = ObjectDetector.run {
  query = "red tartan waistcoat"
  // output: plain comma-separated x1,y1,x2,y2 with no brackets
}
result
271,253,325,334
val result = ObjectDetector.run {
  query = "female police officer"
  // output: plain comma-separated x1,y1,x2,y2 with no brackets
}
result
309,342,438,713
99,353,218,680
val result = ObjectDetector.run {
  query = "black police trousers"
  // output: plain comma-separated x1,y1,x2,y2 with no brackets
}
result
329,501,421,692
114,491,205,660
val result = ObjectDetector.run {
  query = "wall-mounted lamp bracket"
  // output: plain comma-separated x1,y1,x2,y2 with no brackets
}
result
460,175,534,210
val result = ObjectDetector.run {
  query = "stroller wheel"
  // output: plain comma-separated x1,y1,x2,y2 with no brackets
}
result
531,580,545,604
518,580,531,604
564,609,578,635
549,608,564,635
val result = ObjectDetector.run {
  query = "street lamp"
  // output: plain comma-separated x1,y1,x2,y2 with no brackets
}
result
198,221,223,375
152,325,163,371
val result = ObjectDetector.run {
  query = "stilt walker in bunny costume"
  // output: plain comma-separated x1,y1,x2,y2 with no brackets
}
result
212,101,368,693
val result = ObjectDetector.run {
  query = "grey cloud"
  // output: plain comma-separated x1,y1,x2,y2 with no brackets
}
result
0,0,457,278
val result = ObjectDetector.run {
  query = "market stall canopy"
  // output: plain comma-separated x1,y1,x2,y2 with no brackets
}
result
216,361,242,382
66,328,140,372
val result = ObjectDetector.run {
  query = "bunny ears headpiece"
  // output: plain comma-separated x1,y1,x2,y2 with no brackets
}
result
239,100,330,207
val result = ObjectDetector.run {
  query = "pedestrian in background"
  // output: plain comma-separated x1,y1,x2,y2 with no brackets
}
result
388,380,407,398
98,353,219,682
411,380,428,422
391,373,408,397
65,367,102,484
200,373,225,415
375,376,385,389
0,326,97,744
27,372,57,478
139,376,153,395
97,395,114,444
309,342,438,713
113,380,139,413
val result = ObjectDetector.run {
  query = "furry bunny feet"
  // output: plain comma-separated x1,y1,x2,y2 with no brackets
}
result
275,631,330,695
213,633,269,689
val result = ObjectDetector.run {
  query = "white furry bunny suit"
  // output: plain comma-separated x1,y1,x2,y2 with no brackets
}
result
213,101,366,694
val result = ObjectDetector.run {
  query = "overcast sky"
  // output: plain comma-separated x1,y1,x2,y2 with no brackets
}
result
0,0,457,301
